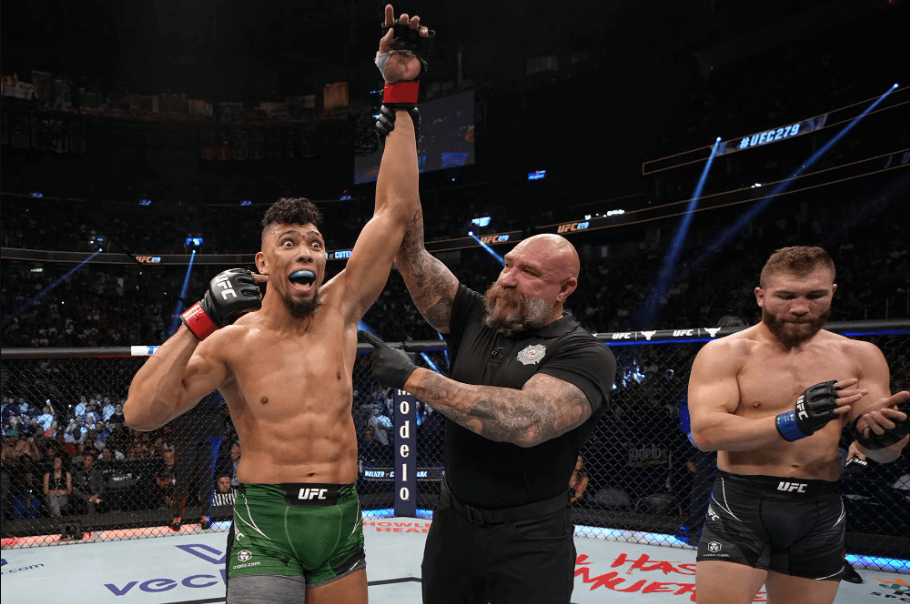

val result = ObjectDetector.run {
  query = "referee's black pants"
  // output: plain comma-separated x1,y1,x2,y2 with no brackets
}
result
421,495,576,604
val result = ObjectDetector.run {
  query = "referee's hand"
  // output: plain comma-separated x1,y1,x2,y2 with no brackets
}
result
359,331,417,391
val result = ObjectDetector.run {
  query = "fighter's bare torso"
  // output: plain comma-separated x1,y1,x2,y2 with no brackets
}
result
719,326,864,481
213,283,361,485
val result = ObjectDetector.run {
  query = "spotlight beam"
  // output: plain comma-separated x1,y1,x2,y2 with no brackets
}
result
1,250,103,331
168,250,198,336
682,84,899,280
638,138,721,328
468,233,505,266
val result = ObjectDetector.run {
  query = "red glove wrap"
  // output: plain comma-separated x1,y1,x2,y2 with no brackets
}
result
180,302,218,341
383,82,419,105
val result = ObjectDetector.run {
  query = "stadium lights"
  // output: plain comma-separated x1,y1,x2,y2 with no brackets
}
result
240,200,252,206
139,199,151,206
29,191,43,198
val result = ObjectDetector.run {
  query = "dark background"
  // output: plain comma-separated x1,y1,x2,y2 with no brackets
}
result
2,0,904,204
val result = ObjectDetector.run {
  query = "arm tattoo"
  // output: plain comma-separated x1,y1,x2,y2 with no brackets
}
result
396,201,458,332
410,372,592,447
398,203,426,265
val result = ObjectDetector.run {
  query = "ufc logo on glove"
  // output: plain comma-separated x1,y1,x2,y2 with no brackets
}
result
216,276,237,300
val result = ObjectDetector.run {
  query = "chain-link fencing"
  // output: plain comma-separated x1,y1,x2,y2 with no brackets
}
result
2,322,907,573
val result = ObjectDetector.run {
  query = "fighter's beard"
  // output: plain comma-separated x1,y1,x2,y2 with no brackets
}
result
283,292,321,320
762,307,829,348
483,282,553,336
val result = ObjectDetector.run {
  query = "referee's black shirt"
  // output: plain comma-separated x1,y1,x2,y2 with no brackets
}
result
444,284,616,509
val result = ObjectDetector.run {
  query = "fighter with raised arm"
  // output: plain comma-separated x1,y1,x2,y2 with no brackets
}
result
124,7,430,603
688,246,909,604
361,99,615,604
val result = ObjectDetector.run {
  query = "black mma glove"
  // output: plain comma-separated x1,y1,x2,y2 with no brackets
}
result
375,20,435,93
386,21,435,75
375,104,421,151
775,380,841,442
359,331,417,391
843,455,869,476
848,399,910,450
180,268,262,341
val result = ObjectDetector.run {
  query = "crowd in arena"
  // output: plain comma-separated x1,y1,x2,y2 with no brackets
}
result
2,190,908,351
0,392,242,523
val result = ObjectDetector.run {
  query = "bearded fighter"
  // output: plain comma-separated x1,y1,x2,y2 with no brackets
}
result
688,246,909,604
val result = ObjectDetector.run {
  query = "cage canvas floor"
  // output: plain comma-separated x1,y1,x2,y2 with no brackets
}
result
2,516,904,604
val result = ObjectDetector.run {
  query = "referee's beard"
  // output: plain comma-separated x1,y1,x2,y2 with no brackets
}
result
483,282,553,336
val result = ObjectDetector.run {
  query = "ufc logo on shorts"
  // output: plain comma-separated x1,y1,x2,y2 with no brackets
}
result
777,481,808,493
298,488,328,501
215,276,237,300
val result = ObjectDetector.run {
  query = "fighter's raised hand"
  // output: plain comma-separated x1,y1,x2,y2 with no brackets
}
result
375,4,434,84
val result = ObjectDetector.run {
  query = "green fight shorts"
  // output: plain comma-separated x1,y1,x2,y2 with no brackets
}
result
228,483,365,588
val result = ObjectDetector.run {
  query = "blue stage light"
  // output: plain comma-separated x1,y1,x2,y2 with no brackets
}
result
684,84,900,279
1,250,102,331
469,233,505,265
168,249,198,336
638,137,721,327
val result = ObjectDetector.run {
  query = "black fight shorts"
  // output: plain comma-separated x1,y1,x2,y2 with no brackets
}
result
697,470,845,581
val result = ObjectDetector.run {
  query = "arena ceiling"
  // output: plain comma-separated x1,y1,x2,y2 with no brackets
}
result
1,0,887,105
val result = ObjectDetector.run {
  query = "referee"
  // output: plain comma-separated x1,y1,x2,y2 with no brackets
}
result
362,169,615,603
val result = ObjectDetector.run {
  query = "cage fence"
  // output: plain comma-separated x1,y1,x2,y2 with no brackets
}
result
1,321,907,573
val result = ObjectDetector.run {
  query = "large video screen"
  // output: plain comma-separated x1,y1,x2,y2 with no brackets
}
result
354,90,475,184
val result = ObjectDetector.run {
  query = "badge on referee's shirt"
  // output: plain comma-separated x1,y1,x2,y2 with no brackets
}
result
517,344,546,365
